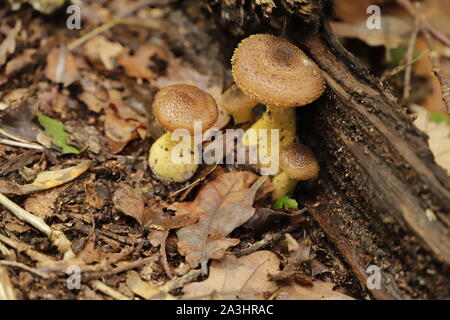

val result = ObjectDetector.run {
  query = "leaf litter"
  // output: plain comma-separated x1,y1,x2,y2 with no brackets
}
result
0,0,366,300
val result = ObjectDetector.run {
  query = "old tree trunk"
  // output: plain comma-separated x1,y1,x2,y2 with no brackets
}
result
179,0,450,299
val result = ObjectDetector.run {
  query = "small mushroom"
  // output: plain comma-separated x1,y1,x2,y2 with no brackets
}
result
231,34,324,170
148,84,218,182
272,142,320,199
220,83,258,124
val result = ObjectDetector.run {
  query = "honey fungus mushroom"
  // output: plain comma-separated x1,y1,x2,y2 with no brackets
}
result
148,84,218,182
272,142,320,199
231,34,325,170
219,84,258,124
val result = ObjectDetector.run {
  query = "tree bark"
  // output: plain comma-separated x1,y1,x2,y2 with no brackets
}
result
185,0,450,299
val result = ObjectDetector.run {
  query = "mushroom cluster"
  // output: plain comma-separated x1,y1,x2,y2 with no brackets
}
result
148,34,323,201
148,84,218,182
229,34,324,198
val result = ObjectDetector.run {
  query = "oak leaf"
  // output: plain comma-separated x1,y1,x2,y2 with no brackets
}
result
182,250,280,299
170,171,267,274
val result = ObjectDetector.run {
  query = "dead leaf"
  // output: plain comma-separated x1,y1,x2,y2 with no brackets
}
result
0,160,93,195
412,104,450,172
24,186,64,219
5,48,36,77
182,251,280,299
0,20,21,67
113,183,197,229
275,281,355,300
83,35,123,70
126,271,173,300
117,44,165,80
45,47,80,87
113,182,146,224
104,110,140,153
170,172,267,273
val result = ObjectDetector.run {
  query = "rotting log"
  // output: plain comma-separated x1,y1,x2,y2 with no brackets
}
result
178,0,450,299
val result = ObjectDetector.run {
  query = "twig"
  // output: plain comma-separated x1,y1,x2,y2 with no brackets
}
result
403,18,420,103
0,241,13,259
396,0,450,115
91,280,131,300
84,256,157,280
0,266,16,300
68,0,164,51
0,138,44,150
0,192,75,260
0,260,50,278
0,234,54,263
396,0,450,47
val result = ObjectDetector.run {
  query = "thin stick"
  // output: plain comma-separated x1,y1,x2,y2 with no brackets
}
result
0,138,44,150
403,19,420,103
0,192,75,260
84,256,157,280
68,0,165,51
91,280,131,300
0,234,54,263
0,260,49,278
0,241,13,259
0,266,16,300
396,0,450,47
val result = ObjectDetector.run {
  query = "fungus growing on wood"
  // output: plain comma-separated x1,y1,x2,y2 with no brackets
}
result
272,142,320,199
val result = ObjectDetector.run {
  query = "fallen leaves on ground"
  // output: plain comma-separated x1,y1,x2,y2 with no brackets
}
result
170,172,268,274
0,160,93,195
45,47,80,87
274,281,355,300
182,251,280,300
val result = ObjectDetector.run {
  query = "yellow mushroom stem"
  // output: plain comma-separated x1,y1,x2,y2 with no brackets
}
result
271,171,298,199
220,84,258,124
148,132,199,183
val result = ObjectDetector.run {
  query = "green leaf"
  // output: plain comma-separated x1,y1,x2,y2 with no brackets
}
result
37,113,80,155
273,196,298,210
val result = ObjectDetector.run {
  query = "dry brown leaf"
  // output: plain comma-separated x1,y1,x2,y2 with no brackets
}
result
182,251,280,299
117,44,165,80
275,281,355,300
45,47,80,87
0,20,21,67
104,110,140,153
0,160,93,195
83,35,123,70
170,172,267,273
5,48,36,77
412,104,450,172
24,186,64,219
113,183,197,229
126,271,173,300
112,182,146,224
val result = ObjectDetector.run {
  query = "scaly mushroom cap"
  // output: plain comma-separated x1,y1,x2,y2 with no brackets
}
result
152,84,218,135
231,34,325,108
279,142,319,180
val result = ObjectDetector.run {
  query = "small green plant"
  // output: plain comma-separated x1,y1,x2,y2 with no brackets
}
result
273,196,298,210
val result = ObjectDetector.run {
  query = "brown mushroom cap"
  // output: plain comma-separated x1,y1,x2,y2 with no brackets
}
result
152,84,218,135
279,142,319,180
231,34,325,108
220,84,258,115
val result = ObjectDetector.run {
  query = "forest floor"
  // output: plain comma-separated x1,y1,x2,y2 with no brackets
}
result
0,0,448,300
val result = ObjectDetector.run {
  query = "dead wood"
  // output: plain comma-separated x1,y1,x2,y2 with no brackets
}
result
189,0,450,299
